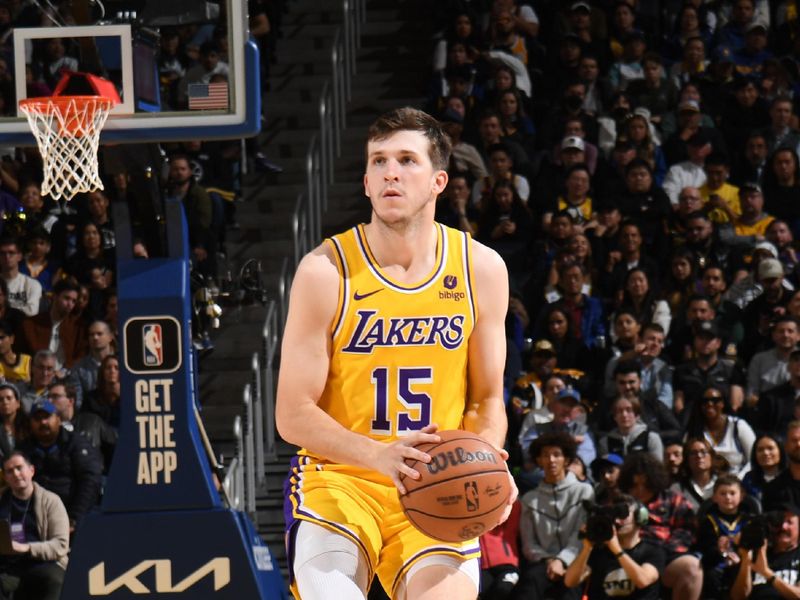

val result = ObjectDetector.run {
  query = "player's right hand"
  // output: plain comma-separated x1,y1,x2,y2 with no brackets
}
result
372,423,441,494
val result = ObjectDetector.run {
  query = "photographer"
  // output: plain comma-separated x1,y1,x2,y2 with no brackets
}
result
564,494,665,599
513,431,594,600
731,503,800,600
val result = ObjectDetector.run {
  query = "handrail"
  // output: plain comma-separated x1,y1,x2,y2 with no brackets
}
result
242,384,257,519
251,352,265,489
261,300,279,464
222,416,244,510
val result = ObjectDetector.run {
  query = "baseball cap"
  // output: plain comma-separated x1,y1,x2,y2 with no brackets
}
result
533,339,556,355
746,21,768,34
740,181,762,194
758,257,784,280
779,501,800,517
556,387,581,403
570,1,591,12
693,320,720,338
591,453,624,470
561,135,586,152
678,99,700,113
30,399,57,416
755,240,778,257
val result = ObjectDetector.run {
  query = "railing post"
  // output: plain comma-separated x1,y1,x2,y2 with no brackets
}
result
262,302,278,463
242,384,257,521
251,352,265,489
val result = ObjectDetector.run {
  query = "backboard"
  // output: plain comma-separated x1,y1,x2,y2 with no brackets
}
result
0,0,260,145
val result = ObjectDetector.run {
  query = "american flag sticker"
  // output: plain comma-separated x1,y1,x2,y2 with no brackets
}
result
188,82,229,110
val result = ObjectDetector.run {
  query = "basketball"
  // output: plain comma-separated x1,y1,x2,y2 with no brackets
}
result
399,430,511,542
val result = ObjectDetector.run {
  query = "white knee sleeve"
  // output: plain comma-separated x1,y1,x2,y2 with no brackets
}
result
293,522,370,600
395,554,480,600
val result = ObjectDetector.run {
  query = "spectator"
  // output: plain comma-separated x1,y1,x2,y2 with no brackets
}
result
0,451,69,600
590,452,623,502
439,112,488,183
515,431,593,600
731,502,800,599
547,262,606,350
166,154,215,277
472,143,530,207
663,133,712,206
617,161,671,253
742,433,785,503
18,399,102,529
672,437,729,512
0,382,28,460
664,437,685,483
757,349,800,437
81,355,120,430
733,182,774,240
0,319,29,384
697,475,753,599
19,227,57,294
720,77,771,157
17,350,57,413
19,278,87,372
763,420,800,510
746,315,799,405
763,148,800,236
67,320,114,408
47,382,116,474
597,395,663,460
761,95,800,157
0,238,40,317
619,453,703,600
63,222,114,288
685,386,756,475
518,386,596,469
700,153,741,225
732,131,769,186
563,493,666,599
742,258,793,357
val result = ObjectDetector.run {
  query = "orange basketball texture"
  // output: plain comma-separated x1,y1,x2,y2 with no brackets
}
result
399,430,511,542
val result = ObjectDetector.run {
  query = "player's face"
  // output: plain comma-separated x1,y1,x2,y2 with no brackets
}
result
363,130,446,229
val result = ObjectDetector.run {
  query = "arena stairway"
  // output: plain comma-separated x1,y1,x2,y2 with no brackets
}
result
197,0,433,579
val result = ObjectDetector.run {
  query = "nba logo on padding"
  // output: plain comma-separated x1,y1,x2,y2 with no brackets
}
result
143,323,163,366
124,316,182,374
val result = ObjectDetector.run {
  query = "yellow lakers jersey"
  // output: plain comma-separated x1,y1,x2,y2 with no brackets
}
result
305,222,477,458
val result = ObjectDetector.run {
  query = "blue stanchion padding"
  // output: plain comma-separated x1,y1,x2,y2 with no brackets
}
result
61,509,288,598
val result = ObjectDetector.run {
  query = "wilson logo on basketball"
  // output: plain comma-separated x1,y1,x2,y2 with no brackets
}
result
426,447,498,475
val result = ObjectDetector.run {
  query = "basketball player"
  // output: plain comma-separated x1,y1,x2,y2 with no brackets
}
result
276,107,515,600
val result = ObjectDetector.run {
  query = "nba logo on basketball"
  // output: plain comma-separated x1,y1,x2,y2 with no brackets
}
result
143,324,163,366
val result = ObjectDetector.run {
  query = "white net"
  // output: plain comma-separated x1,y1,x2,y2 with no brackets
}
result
19,96,114,201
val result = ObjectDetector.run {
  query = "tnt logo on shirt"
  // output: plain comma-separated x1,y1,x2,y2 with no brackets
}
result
124,317,182,374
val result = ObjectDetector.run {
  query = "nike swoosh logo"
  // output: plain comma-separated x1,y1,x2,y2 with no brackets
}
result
353,288,384,301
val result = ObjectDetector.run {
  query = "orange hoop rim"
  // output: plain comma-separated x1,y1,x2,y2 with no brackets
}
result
19,95,117,114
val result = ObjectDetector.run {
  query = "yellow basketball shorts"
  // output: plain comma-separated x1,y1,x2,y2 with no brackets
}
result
284,455,480,598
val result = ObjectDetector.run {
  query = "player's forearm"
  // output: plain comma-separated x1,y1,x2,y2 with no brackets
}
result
462,397,507,450
277,400,382,468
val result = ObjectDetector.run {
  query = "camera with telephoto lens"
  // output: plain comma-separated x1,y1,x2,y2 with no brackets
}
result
581,501,630,544
739,512,785,551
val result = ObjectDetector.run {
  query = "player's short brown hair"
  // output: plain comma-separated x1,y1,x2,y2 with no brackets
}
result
366,107,452,171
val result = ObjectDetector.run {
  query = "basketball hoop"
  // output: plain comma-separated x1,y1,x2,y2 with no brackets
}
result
19,95,115,201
